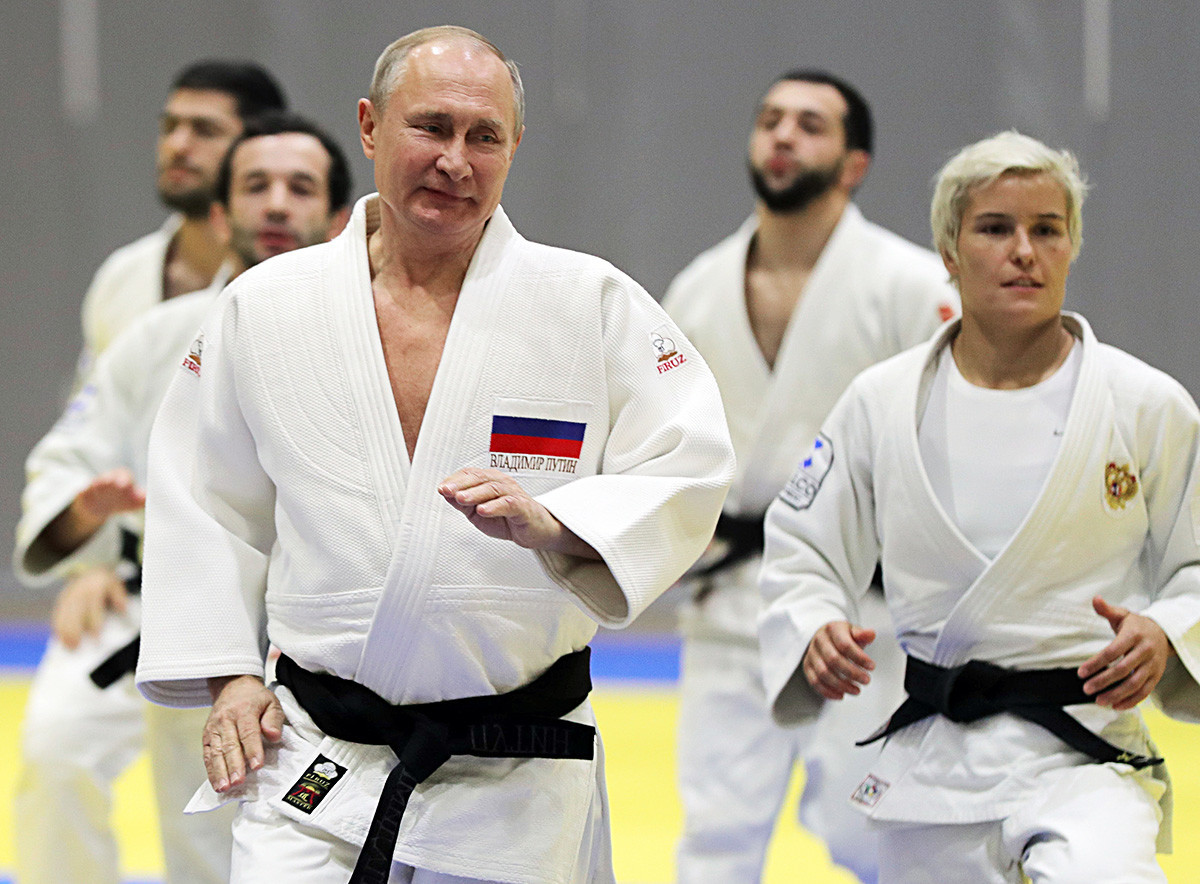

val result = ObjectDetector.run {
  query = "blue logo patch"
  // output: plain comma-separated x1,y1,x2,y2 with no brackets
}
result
779,433,834,510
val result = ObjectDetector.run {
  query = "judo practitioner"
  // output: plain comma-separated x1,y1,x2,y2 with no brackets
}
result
759,130,1200,883
76,59,287,380
135,25,735,884
12,112,351,884
663,70,957,884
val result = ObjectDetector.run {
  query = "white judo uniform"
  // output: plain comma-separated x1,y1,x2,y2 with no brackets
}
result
74,214,232,384
13,284,234,884
662,206,958,883
135,195,735,884
760,313,1200,881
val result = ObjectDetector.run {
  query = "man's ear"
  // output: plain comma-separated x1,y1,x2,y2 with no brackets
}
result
210,201,232,246
358,98,378,160
840,149,871,192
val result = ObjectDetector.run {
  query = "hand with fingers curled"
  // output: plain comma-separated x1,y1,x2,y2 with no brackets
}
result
204,674,286,792
1078,595,1174,711
437,467,600,559
51,565,129,649
802,620,877,701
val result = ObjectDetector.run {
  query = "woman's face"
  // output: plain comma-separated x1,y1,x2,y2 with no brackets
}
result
943,171,1074,333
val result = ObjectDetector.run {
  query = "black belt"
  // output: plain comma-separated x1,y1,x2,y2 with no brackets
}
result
87,529,144,689
690,511,765,581
276,648,597,884
858,656,1161,769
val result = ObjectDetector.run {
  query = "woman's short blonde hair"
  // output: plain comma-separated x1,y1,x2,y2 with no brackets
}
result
931,131,1087,266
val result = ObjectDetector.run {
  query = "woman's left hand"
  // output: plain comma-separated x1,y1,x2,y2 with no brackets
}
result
1078,595,1173,710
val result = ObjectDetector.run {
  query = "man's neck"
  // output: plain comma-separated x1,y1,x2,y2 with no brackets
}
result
366,200,483,300
164,216,227,299
751,190,849,272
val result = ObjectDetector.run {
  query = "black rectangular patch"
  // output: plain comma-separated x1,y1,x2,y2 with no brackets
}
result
282,754,347,814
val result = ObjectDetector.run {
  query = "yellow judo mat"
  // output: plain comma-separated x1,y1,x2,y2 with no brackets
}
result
1,675,1198,882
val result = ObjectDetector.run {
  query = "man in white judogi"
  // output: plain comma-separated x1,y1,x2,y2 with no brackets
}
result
664,71,957,884
13,112,350,884
135,26,735,884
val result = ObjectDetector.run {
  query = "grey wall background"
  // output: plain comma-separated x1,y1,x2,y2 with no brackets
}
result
2,2,1198,610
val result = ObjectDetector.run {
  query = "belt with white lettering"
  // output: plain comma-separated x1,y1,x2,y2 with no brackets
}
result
858,656,1162,769
275,648,596,884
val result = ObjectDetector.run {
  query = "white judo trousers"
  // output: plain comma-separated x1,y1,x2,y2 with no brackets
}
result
760,314,1200,882
13,287,233,884
136,195,734,884
662,207,958,883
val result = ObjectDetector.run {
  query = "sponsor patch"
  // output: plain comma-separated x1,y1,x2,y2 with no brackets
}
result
490,414,585,474
1104,461,1138,510
649,324,688,375
937,302,956,323
182,332,204,377
282,754,346,814
779,433,834,510
851,773,889,808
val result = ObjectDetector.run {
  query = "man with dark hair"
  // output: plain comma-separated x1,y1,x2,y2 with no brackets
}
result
172,60,288,121
13,112,348,884
664,70,958,883
77,59,287,379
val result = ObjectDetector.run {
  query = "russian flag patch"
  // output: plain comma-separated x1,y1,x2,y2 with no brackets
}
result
489,415,586,474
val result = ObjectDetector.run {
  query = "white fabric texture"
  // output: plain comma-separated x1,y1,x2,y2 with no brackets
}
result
74,215,232,387
136,194,734,884
760,313,1200,854
918,341,1081,559
876,764,1165,883
662,207,958,883
12,283,229,884
15,286,220,583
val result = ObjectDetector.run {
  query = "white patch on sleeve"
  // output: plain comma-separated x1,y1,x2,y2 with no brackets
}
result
850,773,889,808
649,323,688,375
181,332,204,377
779,433,834,510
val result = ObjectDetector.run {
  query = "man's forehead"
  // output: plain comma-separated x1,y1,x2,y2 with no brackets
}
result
759,80,847,120
163,87,240,120
232,132,330,179
391,39,515,120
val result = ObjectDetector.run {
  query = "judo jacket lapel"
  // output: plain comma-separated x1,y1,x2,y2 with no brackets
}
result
354,206,524,695
921,316,1110,666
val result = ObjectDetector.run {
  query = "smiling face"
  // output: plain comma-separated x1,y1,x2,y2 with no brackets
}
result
222,132,340,268
944,171,1074,334
358,36,521,250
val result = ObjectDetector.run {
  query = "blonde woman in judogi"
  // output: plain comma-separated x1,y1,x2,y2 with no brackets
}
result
135,27,734,884
664,70,957,884
759,130,1200,883
13,114,350,884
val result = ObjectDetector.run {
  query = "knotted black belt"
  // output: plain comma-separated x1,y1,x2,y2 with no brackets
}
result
857,656,1161,769
88,529,143,689
275,647,597,884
